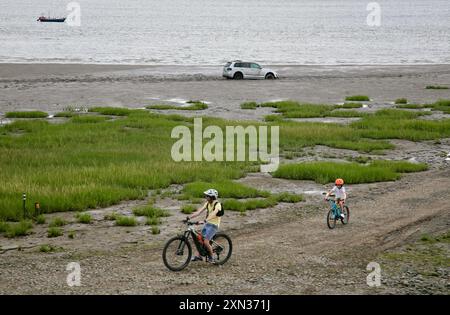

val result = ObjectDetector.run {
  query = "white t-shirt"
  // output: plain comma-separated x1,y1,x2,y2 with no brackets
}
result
331,186,346,199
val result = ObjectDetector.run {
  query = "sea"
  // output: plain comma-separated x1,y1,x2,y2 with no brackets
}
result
0,0,449,65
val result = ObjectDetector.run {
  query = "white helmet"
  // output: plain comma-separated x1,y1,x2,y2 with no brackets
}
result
203,189,218,199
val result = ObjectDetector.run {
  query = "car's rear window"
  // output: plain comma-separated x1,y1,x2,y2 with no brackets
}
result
234,63,243,67
224,62,231,67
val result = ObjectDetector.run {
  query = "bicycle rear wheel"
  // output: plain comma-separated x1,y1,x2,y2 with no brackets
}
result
210,233,232,265
162,236,192,271
341,206,350,225
327,209,337,229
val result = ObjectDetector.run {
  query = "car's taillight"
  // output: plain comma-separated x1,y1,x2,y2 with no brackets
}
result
227,68,232,71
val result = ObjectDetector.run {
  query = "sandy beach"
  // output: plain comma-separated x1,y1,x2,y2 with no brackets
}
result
1,63,450,120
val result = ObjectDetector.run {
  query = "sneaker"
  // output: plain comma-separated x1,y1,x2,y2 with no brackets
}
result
191,256,203,262
207,256,216,264
340,213,345,220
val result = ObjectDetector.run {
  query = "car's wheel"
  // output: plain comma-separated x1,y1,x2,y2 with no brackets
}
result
233,72,243,80
265,73,275,80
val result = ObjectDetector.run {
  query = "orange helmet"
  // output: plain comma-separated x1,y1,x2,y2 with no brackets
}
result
335,178,344,185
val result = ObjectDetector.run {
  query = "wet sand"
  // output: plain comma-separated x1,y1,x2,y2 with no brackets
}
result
1,63,450,120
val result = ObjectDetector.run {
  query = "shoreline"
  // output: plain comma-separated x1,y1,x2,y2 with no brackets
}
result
1,63,449,120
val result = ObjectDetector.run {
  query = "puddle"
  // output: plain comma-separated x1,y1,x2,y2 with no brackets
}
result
0,118,12,125
303,190,324,195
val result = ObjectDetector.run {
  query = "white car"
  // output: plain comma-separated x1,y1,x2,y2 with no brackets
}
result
223,61,279,80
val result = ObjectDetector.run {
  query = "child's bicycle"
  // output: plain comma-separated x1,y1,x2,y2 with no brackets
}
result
162,219,232,271
325,198,350,229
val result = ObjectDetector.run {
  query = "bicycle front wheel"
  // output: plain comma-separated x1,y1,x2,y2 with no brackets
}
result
341,206,350,225
327,209,337,229
211,233,232,265
162,236,192,271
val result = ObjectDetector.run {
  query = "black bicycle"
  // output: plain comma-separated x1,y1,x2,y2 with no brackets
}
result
162,220,232,271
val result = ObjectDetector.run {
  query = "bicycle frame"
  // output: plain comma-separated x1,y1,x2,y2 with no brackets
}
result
328,199,342,217
179,224,210,257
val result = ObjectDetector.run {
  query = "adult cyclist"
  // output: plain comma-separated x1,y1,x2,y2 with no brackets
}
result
186,189,222,263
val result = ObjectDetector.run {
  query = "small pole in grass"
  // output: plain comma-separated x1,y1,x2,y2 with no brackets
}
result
34,202,41,217
22,192,27,219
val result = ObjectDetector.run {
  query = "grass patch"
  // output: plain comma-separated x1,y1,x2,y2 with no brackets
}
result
181,204,197,214
395,104,424,109
35,214,46,224
240,102,259,109
115,216,137,226
151,226,160,234
146,216,161,226
273,192,303,203
223,197,278,212
147,101,208,111
5,111,48,118
350,109,450,141
0,221,8,233
338,103,363,109
54,112,78,118
75,212,92,224
47,227,63,238
182,181,270,199
395,98,408,104
49,217,67,228
273,160,427,184
104,212,119,221
426,85,448,90
3,220,33,238
345,95,370,102
132,205,170,218
71,115,110,124
39,244,58,253
68,230,76,239
88,107,133,116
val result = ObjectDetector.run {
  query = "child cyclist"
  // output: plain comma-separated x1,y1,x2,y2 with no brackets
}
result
325,178,347,220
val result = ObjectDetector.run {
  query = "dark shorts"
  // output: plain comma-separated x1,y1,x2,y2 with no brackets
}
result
202,223,218,241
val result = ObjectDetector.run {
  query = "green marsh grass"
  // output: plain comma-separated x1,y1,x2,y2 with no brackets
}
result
345,95,370,102
88,107,133,116
115,216,138,226
181,204,196,214
49,217,67,227
240,102,259,109
47,227,63,238
39,244,56,252
0,105,447,220
0,110,256,220
146,216,161,226
133,204,169,218
222,197,278,212
4,220,33,238
395,98,408,104
5,111,48,118
75,212,92,224
274,192,303,203
35,214,46,224
273,160,427,184
182,181,270,199
54,112,78,118
425,85,448,90
338,103,363,108
147,101,208,111
151,226,160,234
